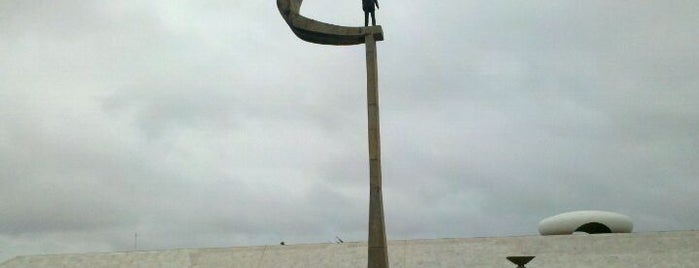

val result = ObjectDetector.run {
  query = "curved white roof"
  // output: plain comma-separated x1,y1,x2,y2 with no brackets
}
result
539,210,633,235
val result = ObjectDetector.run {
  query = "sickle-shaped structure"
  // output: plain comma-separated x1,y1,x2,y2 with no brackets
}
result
277,2,389,266
277,0,384,45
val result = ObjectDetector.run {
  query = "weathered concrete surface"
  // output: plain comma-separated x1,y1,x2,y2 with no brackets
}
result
365,33,389,268
277,0,383,45
2,230,698,267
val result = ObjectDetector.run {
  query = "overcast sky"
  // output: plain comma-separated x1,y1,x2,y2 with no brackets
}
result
1,0,698,262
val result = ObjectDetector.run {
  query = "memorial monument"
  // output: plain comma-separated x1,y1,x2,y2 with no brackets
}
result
363,0,379,26
276,0,388,267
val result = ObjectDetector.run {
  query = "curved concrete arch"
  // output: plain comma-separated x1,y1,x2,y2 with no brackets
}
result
538,210,633,236
277,0,383,45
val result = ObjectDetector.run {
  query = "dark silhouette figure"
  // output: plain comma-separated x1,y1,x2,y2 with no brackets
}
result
363,0,379,26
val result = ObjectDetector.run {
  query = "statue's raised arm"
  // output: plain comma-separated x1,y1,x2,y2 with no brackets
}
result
277,0,383,46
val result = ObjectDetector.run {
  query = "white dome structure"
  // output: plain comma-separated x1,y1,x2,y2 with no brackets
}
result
538,210,633,235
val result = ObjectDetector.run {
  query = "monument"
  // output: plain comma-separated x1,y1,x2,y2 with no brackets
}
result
363,0,379,26
277,1,388,267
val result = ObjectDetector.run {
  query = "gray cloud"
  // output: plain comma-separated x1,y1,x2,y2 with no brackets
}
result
2,0,698,263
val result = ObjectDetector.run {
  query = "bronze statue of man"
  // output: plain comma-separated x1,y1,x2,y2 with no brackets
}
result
363,0,379,26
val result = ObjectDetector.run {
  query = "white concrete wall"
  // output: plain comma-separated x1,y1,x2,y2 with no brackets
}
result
2,230,698,267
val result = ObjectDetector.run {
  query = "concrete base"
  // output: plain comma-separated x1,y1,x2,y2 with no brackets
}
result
3,231,699,267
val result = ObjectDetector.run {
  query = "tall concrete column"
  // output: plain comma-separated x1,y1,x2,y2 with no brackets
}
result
365,34,389,268
276,2,387,267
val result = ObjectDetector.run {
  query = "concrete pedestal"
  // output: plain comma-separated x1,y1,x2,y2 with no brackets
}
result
365,34,388,268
